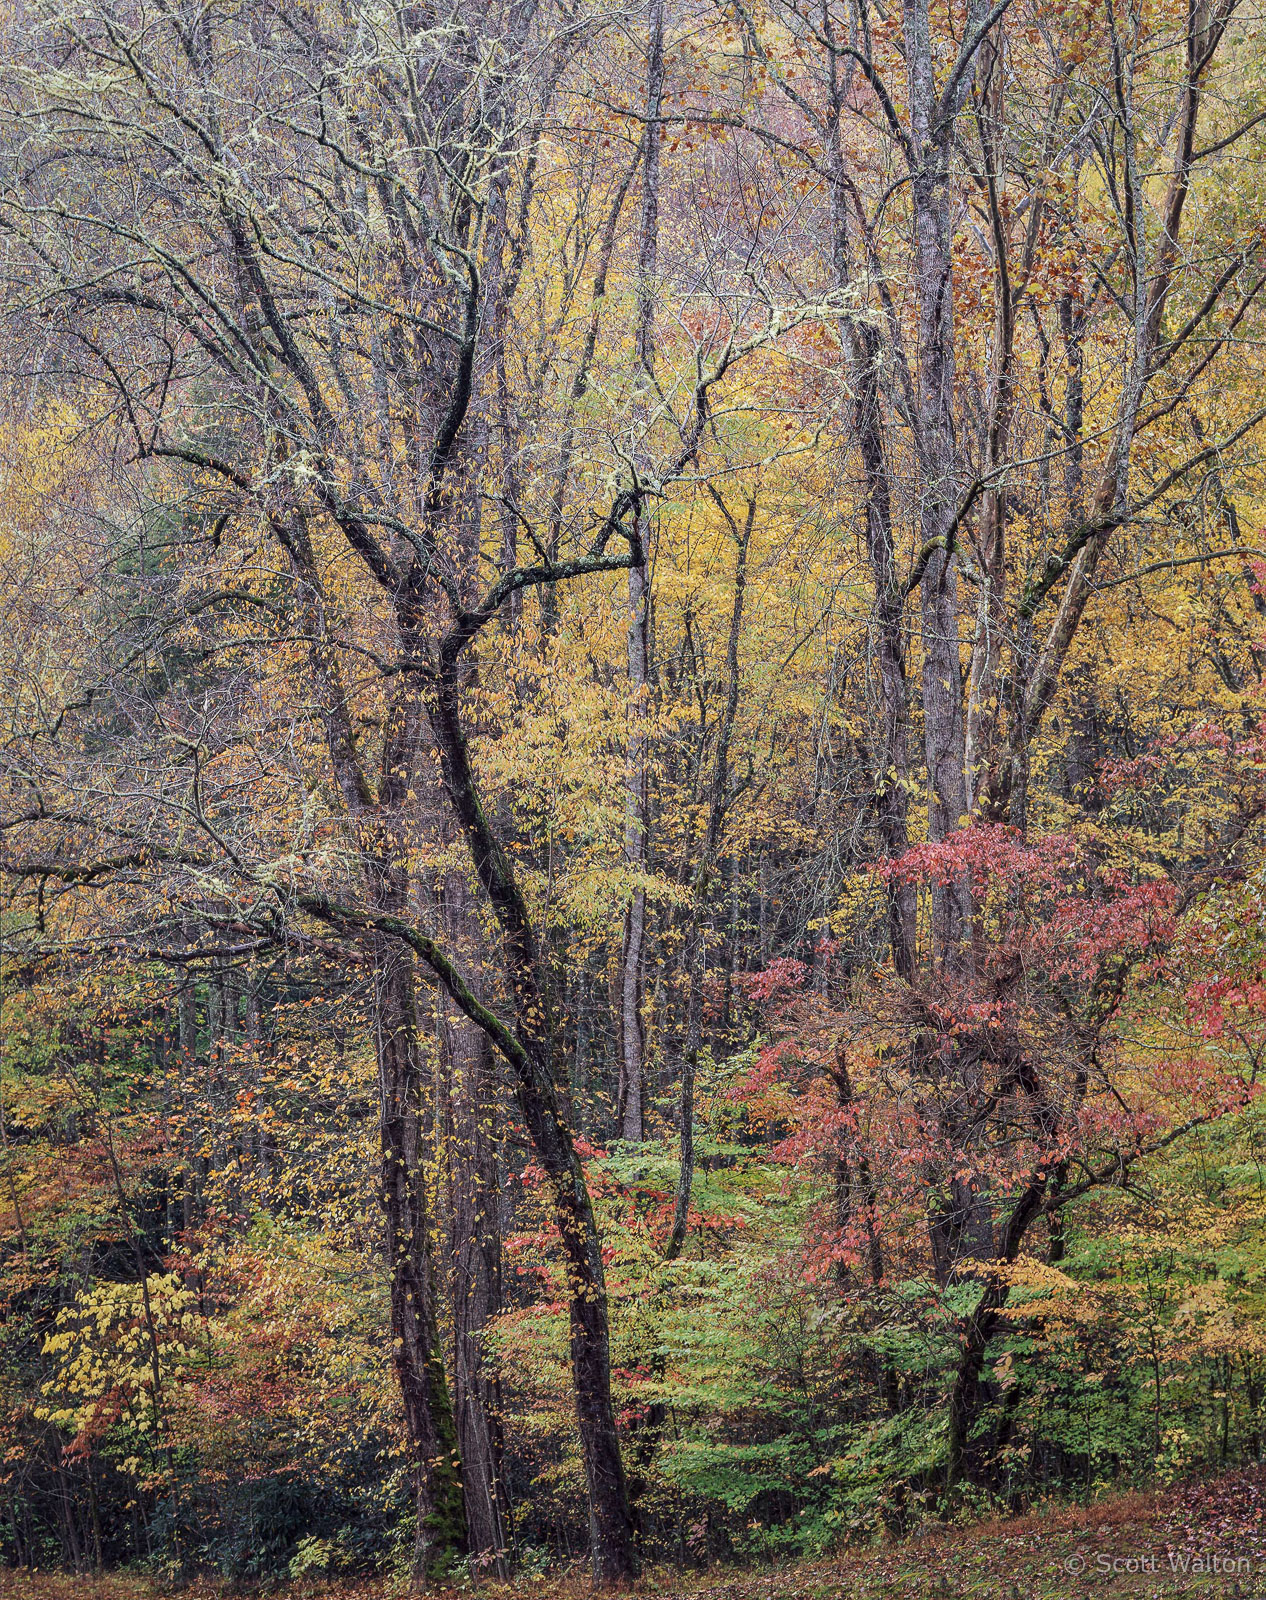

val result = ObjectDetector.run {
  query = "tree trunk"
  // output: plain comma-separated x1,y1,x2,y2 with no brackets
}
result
907,0,972,964
447,1012,511,1574
822,79,917,976
427,677,639,1580
375,942,468,1579
619,562,649,1141
177,981,199,1234
619,0,666,1141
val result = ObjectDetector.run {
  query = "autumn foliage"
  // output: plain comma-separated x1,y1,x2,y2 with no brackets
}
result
3,0,1266,1584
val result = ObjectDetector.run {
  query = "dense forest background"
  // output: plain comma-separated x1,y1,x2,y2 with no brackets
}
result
3,0,1266,1585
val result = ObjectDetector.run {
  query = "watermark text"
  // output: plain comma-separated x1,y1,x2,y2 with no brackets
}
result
1065,1548,1256,1578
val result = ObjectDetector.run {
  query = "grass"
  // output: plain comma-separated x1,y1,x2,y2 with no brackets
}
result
5,1467,1266,1600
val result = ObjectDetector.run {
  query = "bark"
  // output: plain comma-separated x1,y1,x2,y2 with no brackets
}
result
445,1008,511,1576
826,1043,886,1289
285,539,469,1575
667,494,750,1258
426,668,639,1581
619,556,650,1141
437,855,512,1576
619,0,665,1141
945,1178,1047,1483
177,981,198,1234
826,103,916,977
635,0,666,379
906,0,972,962
964,43,1016,816
375,942,467,1578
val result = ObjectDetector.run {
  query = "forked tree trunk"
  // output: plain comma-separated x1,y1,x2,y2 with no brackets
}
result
427,677,639,1580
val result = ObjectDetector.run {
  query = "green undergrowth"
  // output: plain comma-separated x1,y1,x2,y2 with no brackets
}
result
7,1467,1266,1600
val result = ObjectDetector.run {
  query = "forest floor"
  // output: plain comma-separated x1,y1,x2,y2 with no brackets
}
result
7,1467,1266,1600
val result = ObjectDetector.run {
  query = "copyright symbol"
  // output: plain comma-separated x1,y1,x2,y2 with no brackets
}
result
1065,1553,1086,1574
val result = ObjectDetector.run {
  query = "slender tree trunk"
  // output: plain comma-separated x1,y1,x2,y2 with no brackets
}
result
619,564,649,1140
827,107,916,976
964,50,1016,816
375,941,467,1579
668,495,749,1256
438,864,512,1577
906,0,971,964
619,0,666,1141
177,982,198,1234
447,1014,510,1574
